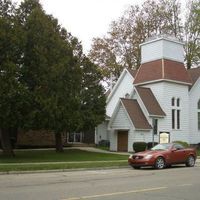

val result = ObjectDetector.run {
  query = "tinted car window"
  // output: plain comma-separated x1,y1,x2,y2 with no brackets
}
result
151,143,172,150
173,144,184,150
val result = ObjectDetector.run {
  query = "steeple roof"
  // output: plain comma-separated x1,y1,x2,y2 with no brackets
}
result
134,59,192,85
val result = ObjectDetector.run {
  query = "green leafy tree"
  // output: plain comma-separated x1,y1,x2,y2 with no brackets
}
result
18,1,82,152
184,0,200,69
0,0,28,156
0,0,106,155
89,0,183,86
80,57,106,131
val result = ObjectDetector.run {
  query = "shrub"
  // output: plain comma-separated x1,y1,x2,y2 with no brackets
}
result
133,142,147,152
173,140,189,148
147,142,158,149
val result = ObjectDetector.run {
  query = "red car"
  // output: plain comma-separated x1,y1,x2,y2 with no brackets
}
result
128,143,197,169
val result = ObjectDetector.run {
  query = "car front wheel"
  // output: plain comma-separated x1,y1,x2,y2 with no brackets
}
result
186,155,195,167
155,157,165,169
132,166,141,169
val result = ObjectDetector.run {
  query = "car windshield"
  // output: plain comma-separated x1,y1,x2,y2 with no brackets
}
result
151,143,172,151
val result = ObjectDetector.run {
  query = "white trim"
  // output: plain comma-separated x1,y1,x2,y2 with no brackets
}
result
121,101,152,130
161,58,164,78
189,77,200,93
149,115,165,118
135,128,152,131
106,68,134,104
134,87,150,117
140,57,185,65
134,79,192,86
139,36,184,47
120,100,136,129
108,99,137,130
109,126,130,130
108,99,122,128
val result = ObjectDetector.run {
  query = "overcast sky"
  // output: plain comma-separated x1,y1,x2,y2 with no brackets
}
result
14,0,186,53
40,0,148,53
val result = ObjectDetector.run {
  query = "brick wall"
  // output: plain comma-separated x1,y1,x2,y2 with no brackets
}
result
16,130,95,148
17,130,66,147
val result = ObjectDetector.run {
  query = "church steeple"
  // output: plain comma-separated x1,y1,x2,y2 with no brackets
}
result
140,35,184,64
134,35,191,85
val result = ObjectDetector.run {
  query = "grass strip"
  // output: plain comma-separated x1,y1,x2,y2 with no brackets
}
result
0,160,128,172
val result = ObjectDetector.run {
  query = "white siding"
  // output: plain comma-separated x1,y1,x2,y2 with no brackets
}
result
110,104,131,129
106,71,134,117
145,82,190,143
110,128,159,152
109,102,157,152
189,78,200,144
110,130,118,151
109,103,132,152
163,40,184,63
128,129,157,152
141,37,184,64
95,122,109,144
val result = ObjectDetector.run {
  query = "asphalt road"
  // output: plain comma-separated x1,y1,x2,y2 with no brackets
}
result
0,165,200,200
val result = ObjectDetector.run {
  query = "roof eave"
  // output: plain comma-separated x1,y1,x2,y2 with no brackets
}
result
135,128,152,131
149,114,166,118
106,68,135,104
134,79,192,86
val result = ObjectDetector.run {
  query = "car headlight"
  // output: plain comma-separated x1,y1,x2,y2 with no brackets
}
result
129,154,133,159
144,154,153,159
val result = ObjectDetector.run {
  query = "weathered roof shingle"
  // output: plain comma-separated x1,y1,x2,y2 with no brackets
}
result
188,67,200,89
134,59,192,85
121,98,152,130
136,86,166,117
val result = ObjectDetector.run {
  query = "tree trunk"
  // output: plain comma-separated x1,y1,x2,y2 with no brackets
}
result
0,128,15,157
55,131,63,152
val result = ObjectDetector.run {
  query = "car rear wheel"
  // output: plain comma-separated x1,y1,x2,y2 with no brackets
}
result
155,157,165,169
186,155,195,167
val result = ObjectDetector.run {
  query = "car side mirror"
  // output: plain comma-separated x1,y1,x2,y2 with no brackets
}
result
171,148,177,152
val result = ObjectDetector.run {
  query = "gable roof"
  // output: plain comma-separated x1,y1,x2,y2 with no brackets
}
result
188,67,200,89
106,68,136,104
126,68,137,78
134,59,192,85
136,87,166,117
121,98,152,130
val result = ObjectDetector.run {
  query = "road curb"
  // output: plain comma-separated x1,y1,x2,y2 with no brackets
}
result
0,165,130,175
0,161,199,175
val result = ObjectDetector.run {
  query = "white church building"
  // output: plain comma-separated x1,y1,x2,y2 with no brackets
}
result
95,35,200,152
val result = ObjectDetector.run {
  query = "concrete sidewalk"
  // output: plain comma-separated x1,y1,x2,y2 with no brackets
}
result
0,146,130,155
68,147,130,155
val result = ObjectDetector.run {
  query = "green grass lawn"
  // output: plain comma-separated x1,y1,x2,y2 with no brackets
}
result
0,149,128,172
0,148,199,172
197,149,200,156
0,149,127,163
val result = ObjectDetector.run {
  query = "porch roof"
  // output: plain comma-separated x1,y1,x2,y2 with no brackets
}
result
121,98,152,130
136,86,166,117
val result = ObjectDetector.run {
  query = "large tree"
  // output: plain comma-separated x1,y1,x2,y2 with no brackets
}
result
88,0,183,86
80,57,106,131
184,0,200,69
0,0,28,156
0,0,105,154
